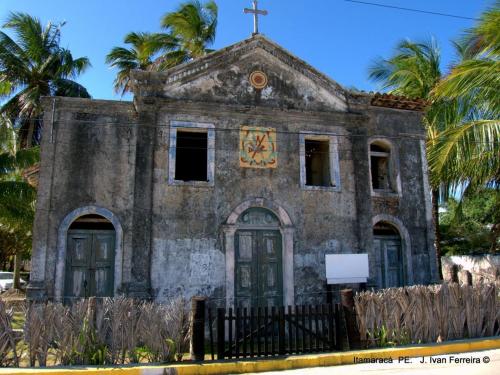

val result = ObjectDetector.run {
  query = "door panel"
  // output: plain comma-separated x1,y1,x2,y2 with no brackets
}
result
71,269,87,298
93,233,115,297
375,236,403,288
66,232,92,298
65,229,115,299
258,231,282,307
235,231,255,307
235,230,282,307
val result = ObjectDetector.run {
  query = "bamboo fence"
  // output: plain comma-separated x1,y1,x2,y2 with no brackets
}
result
354,283,499,347
0,297,190,367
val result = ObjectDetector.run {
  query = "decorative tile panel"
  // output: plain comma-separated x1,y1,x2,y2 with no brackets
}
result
240,126,277,168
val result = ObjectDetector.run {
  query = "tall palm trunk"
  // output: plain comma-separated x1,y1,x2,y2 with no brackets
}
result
432,188,443,279
13,253,22,289
26,118,35,148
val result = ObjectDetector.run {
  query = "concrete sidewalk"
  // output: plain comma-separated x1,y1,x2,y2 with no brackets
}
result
2,337,500,375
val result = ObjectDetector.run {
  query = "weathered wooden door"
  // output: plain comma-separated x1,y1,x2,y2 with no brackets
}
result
65,229,115,299
374,236,403,288
235,230,283,307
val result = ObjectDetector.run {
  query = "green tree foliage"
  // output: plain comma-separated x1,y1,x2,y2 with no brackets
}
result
0,12,88,288
107,1,218,91
440,189,500,255
0,12,91,146
368,3,500,259
159,0,217,67
0,138,39,288
430,3,500,193
105,32,176,95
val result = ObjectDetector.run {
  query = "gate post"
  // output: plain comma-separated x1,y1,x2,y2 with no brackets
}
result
216,308,226,360
341,289,361,349
190,296,206,361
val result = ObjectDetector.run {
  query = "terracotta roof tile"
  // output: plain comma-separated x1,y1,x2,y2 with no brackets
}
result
370,93,428,111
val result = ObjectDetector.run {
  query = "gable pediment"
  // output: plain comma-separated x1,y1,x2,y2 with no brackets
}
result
131,35,348,112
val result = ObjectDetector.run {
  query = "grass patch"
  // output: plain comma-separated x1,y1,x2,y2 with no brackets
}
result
12,311,25,330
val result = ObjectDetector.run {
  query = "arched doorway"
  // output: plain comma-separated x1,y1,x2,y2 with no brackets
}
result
373,221,404,288
234,208,283,307
64,214,116,299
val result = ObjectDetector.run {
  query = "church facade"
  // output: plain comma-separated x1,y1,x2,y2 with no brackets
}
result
28,35,438,306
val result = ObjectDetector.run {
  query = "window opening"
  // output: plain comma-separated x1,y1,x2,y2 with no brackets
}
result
370,143,391,190
305,139,330,187
175,131,208,181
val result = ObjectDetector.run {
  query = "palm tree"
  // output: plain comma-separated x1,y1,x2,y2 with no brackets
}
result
0,12,91,147
430,3,500,194
0,132,39,289
107,1,218,91
106,32,176,95
368,38,452,277
158,0,218,68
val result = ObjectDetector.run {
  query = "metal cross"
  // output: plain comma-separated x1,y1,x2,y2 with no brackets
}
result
244,0,268,35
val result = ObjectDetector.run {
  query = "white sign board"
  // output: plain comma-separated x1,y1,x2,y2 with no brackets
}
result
325,254,369,284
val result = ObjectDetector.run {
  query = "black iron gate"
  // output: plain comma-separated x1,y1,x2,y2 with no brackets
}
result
206,303,349,360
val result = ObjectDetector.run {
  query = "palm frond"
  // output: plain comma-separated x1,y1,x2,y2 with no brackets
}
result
460,1,500,56
160,0,217,60
0,147,39,175
428,119,500,190
0,11,90,146
433,59,500,115
0,180,36,227
52,79,91,98
368,38,441,98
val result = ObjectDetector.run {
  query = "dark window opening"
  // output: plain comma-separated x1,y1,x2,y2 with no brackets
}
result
69,214,114,230
370,143,391,190
305,139,330,187
371,155,390,189
373,221,399,236
370,143,386,152
175,131,208,182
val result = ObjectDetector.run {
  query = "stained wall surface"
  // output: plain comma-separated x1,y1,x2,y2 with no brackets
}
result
28,35,438,304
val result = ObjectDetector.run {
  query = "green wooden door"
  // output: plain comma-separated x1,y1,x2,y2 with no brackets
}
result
374,236,403,288
235,230,282,308
65,229,115,299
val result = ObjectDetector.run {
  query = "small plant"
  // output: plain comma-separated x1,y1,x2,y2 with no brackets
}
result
367,325,397,348
77,316,108,365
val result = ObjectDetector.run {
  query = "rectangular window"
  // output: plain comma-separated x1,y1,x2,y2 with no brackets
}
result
300,132,341,191
305,140,330,187
175,131,208,181
168,121,215,186
370,144,391,191
370,154,390,190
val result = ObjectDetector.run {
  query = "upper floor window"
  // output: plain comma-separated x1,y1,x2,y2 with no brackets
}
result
300,132,341,191
369,139,400,195
168,121,215,186
175,131,208,181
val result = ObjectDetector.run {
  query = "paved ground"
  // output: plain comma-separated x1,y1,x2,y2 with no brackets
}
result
243,349,500,375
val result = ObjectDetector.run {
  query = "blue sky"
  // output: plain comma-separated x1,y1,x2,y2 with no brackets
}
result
0,0,494,100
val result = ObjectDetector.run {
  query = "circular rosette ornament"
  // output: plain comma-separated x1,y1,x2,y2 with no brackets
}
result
249,71,268,89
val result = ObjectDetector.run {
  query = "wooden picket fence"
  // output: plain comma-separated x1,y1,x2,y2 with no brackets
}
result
205,304,349,360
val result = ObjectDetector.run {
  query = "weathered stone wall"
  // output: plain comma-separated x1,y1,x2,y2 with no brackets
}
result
29,97,137,299
29,35,438,304
149,101,361,304
442,255,500,286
